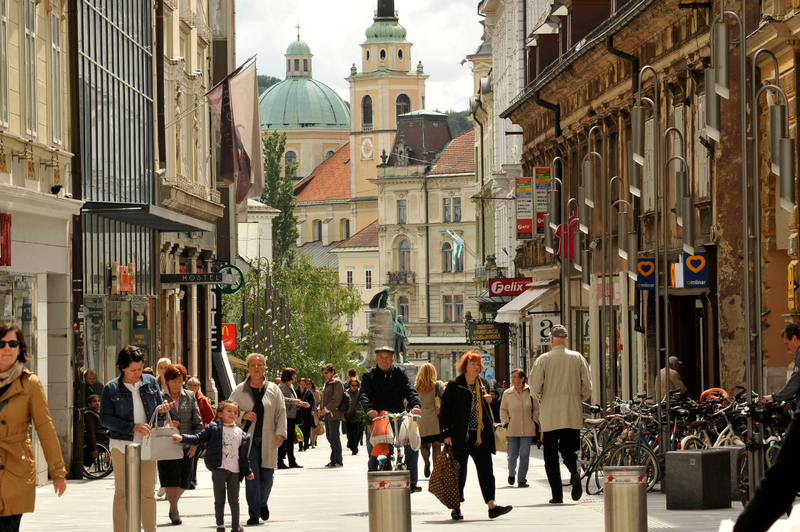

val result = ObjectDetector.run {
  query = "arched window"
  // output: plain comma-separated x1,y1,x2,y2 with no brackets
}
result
362,95,373,130
442,242,453,273
326,150,335,159
399,240,411,272
396,94,411,121
380,49,387,61
366,50,371,62
398,49,404,61
285,150,297,177
314,220,322,241
454,250,464,272
398,296,409,322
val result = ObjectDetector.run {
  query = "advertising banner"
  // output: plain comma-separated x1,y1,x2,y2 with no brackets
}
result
489,277,533,297
516,177,533,240
532,315,561,346
535,167,552,234
221,324,237,351
636,259,656,291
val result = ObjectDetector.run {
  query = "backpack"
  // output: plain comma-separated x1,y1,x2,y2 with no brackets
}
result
338,383,351,413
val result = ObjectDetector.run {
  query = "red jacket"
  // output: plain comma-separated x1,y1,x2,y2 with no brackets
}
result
196,391,215,426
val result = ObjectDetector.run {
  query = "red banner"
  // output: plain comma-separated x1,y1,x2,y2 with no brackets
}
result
489,278,533,297
221,324,236,351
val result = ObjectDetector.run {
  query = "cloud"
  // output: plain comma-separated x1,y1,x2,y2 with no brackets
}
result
235,0,482,112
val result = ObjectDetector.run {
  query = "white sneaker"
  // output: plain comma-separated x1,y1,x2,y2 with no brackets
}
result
157,487,166,498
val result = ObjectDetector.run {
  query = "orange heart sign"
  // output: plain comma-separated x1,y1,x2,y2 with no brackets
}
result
638,262,654,277
686,255,706,274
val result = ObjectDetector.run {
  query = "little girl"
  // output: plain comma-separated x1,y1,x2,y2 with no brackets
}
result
173,400,254,532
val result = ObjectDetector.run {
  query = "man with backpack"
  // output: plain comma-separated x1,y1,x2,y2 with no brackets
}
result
319,364,346,468
359,346,422,492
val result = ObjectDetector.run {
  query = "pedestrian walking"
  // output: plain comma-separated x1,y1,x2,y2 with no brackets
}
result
319,364,346,467
360,346,423,490
187,377,214,490
172,400,254,532
530,325,591,504
0,323,68,531
296,378,316,452
344,378,362,455
277,368,309,469
155,357,171,390
84,394,107,466
84,368,104,405
439,351,512,521
499,368,539,488
229,353,287,526
100,345,172,532
309,379,322,448
158,364,204,524
414,362,445,478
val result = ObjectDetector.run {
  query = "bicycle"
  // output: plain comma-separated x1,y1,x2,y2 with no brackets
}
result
83,441,113,479
374,412,420,472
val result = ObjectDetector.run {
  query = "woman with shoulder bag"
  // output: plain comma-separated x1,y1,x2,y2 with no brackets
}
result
499,368,540,488
309,379,323,447
415,363,444,478
296,378,316,452
100,346,172,532
344,378,362,455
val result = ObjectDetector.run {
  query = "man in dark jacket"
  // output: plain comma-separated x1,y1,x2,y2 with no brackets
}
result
359,346,422,491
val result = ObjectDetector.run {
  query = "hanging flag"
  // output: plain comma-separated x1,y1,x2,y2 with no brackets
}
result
446,230,465,265
207,58,265,204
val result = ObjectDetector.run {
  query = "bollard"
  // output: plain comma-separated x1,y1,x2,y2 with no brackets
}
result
125,444,142,532
604,465,647,532
367,470,411,532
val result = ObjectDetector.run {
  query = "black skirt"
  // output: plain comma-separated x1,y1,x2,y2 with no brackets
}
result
157,447,193,489
421,434,443,445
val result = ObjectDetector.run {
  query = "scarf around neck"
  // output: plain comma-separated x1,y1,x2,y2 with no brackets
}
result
468,378,485,446
0,361,24,390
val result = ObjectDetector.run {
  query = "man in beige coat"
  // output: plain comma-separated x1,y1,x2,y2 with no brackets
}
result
531,325,591,504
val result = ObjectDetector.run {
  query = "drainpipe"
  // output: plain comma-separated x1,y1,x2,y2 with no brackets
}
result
156,0,166,167
425,170,431,337
606,33,639,95
533,91,561,139
523,0,527,84
471,100,487,265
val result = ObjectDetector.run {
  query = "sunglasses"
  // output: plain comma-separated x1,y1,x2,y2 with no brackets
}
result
0,340,19,349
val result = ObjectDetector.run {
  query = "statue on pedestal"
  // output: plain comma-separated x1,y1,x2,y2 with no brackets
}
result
393,315,409,364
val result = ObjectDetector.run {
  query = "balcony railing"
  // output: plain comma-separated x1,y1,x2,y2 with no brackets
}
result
387,271,415,284
474,265,486,279
363,124,374,132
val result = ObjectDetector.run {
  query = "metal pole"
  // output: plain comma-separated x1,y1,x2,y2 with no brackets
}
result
125,444,142,532
587,126,607,412
552,157,570,335
608,176,623,401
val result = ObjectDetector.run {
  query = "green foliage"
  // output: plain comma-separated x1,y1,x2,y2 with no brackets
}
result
261,130,299,267
221,256,366,382
257,75,281,95
439,109,474,138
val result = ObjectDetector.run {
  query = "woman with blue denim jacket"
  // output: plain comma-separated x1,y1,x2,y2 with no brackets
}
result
100,346,172,532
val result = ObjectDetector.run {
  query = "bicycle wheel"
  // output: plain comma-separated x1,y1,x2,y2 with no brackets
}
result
590,442,660,494
585,443,621,496
83,442,113,480
680,435,705,450
737,447,749,507
579,431,599,477
766,443,781,468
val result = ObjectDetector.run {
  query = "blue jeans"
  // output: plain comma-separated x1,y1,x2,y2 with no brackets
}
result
245,436,274,520
507,436,533,483
365,425,419,486
325,420,343,465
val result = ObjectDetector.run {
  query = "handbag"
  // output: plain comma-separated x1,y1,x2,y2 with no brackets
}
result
493,423,509,452
428,444,461,509
316,422,325,436
434,381,442,415
141,410,184,461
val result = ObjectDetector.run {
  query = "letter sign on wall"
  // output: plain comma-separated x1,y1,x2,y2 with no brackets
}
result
489,278,533,297
533,315,561,346
221,324,236,351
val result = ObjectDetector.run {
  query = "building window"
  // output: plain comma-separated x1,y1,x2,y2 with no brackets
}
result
303,59,308,72
442,242,453,273
365,310,371,330
396,94,411,121
454,248,464,272
453,197,461,222
314,220,322,241
362,95,373,130
366,50,370,62
399,240,411,271
347,314,354,332
443,295,453,322
365,268,373,290
294,59,300,71
398,296,409,322
285,150,297,176
326,150,335,159
24,0,37,136
341,219,350,240
443,197,451,223
380,49,387,61
0,0,8,128
287,59,290,71
397,199,407,224
346,268,354,287
455,295,464,321
398,49,404,61
50,11,63,145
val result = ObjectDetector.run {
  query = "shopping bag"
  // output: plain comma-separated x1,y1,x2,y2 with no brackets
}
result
397,417,410,447
493,423,509,452
316,423,325,436
141,410,183,461
407,417,421,451
370,411,394,457
428,444,460,509
295,424,303,443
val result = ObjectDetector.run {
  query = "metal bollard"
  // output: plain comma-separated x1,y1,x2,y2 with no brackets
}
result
125,444,142,532
604,465,647,532
367,470,411,532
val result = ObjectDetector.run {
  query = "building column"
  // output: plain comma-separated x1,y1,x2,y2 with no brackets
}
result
187,247,200,377
171,244,185,361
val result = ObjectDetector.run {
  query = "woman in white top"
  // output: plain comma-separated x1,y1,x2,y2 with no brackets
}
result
499,368,540,488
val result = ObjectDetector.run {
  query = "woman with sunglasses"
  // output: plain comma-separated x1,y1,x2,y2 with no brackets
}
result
0,323,67,531
344,378,362,455
100,346,172,532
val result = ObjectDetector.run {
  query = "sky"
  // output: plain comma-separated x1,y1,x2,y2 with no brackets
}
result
235,0,484,112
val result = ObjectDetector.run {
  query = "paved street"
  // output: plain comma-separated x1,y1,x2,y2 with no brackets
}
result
23,435,763,531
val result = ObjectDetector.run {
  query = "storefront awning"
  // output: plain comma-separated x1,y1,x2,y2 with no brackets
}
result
470,289,514,305
494,281,559,324
82,202,215,233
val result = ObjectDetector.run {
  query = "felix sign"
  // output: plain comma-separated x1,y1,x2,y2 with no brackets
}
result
489,278,532,297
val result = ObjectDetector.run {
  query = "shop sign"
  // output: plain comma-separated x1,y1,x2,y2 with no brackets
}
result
161,272,225,284
532,315,561,346
683,252,709,288
132,329,150,347
516,177,533,240
0,214,10,267
489,278,532,297
534,167,551,235
112,262,136,295
221,324,236,351
635,259,655,291
467,321,505,345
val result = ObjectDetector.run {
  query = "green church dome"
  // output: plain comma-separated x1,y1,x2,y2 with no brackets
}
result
259,77,350,130
363,21,408,44
286,40,312,55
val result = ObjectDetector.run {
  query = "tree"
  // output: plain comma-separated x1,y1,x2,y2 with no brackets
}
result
258,75,281,95
441,109,474,138
261,130,299,266
222,256,365,380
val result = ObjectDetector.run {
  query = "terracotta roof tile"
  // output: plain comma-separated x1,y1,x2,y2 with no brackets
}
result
429,130,475,175
336,219,379,249
294,143,351,202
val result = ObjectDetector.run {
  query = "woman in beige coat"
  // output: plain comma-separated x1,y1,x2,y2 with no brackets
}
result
414,363,445,478
229,353,287,526
499,369,540,488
